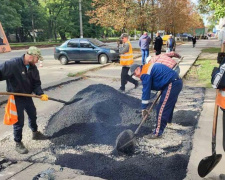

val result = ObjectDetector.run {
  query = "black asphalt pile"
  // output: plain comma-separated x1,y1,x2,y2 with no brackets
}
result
46,84,153,147
43,85,206,180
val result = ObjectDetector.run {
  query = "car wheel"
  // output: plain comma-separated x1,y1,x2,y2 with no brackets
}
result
60,55,68,65
98,54,108,64
75,61,80,64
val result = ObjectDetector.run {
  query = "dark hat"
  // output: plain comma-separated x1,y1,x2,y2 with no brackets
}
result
130,64,140,75
120,33,129,39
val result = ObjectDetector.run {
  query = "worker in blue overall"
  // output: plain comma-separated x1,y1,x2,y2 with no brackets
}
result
130,62,183,139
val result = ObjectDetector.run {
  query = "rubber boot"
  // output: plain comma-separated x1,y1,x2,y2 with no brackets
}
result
15,142,28,154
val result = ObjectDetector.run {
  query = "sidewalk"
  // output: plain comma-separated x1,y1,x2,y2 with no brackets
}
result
185,89,225,180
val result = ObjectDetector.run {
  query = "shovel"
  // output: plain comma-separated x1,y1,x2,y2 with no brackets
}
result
0,92,82,105
115,91,162,154
198,90,222,178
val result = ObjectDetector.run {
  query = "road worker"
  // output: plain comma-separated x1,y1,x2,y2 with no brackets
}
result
130,62,183,139
119,33,139,92
0,46,48,154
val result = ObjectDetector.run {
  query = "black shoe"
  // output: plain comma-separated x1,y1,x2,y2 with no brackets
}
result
15,142,28,154
32,131,48,140
134,81,139,89
144,134,162,139
118,87,125,92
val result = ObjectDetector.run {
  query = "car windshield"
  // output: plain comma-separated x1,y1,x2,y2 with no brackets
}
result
88,38,106,47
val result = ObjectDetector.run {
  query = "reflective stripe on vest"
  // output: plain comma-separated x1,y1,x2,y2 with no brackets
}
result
3,95,18,125
120,41,134,66
216,89,225,109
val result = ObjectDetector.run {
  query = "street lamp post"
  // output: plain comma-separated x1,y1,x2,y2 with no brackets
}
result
79,0,83,38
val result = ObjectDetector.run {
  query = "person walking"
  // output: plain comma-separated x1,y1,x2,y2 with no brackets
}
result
119,33,139,92
0,46,49,154
139,32,151,65
192,35,197,48
130,62,183,139
154,32,163,55
166,34,176,52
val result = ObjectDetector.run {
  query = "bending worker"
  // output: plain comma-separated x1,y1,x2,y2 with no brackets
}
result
130,62,183,139
119,33,138,92
0,46,48,154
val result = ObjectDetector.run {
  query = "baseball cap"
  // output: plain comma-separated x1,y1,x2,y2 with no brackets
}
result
27,46,43,61
130,64,140,75
120,33,129,39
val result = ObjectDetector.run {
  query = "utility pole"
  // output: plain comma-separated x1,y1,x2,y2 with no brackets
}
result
79,0,83,38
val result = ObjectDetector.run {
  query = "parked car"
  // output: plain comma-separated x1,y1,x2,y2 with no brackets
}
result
54,38,120,65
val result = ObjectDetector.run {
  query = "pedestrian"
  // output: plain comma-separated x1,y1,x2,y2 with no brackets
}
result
130,62,183,139
139,32,151,65
119,33,139,92
166,34,176,52
154,32,163,55
0,46,49,154
192,35,197,48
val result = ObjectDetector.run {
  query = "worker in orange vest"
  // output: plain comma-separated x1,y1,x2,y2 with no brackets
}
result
0,46,48,154
119,33,138,92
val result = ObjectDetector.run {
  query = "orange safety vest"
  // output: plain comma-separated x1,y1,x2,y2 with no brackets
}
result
3,95,18,125
140,63,153,76
216,88,225,109
120,41,134,66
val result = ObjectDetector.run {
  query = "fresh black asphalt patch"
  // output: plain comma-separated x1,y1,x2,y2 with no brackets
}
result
44,84,205,180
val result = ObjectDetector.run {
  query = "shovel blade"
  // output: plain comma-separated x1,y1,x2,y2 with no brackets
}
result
198,154,222,178
115,129,136,155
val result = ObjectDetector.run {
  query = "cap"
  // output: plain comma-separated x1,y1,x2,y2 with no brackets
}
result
169,34,172,36
130,64,140,75
120,33,129,39
27,46,43,61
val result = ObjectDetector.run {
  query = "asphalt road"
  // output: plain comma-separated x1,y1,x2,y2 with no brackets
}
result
0,41,140,63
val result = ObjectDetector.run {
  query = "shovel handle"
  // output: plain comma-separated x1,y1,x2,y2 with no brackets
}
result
212,89,219,154
134,92,162,135
0,92,68,104
0,92,41,98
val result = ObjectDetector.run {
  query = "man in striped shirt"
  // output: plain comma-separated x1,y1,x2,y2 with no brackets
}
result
130,62,183,139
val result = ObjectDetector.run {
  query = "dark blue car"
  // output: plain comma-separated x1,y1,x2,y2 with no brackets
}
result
54,38,120,65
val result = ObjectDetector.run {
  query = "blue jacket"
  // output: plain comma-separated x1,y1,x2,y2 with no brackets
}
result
139,35,151,49
0,55,44,95
141,63,179,109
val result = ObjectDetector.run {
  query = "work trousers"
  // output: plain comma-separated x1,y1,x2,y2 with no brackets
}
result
141,49,149,65
120,66,138,91
154,78,183,136
13,96,37,142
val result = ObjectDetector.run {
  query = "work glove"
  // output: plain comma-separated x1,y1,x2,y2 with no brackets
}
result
40,94,48,101
142,109,148,118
